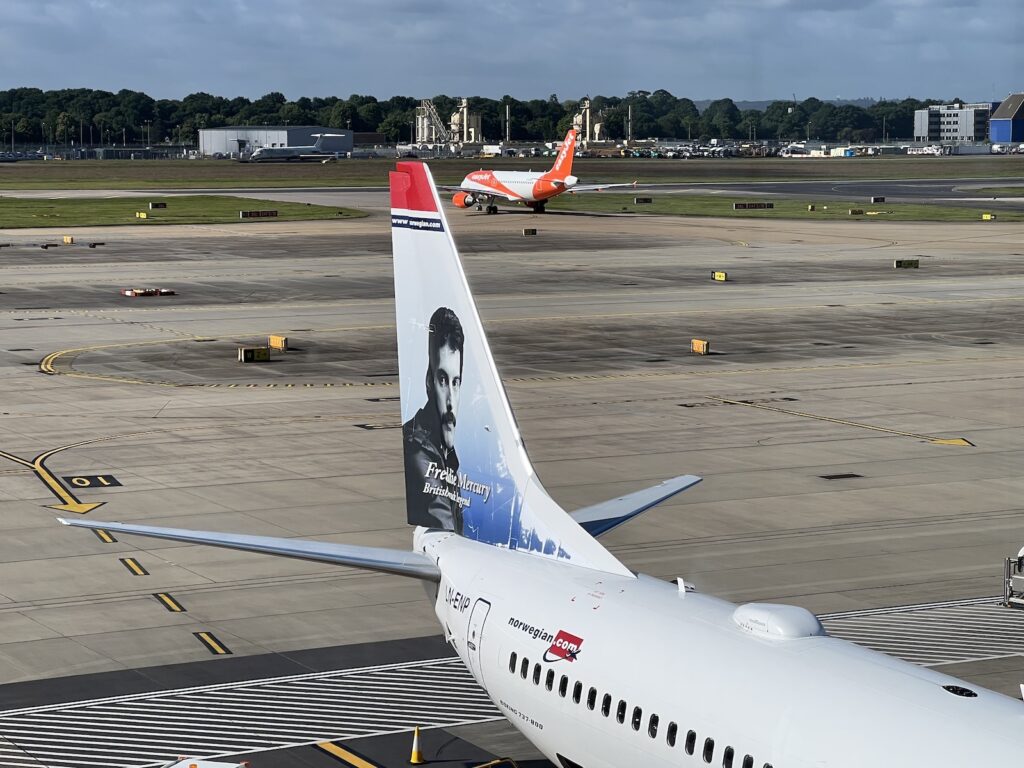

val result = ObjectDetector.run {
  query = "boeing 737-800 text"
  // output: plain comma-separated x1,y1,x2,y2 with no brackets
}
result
63,162,1022,767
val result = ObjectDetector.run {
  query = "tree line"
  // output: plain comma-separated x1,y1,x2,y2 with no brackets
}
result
0,87,954,147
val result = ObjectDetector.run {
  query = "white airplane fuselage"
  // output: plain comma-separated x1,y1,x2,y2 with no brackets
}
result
421,530,1020,767
459,169,579,204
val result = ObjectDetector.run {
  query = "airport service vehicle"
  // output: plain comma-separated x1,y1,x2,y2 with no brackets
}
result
440,128,634,213
63,162,1023,767
248,134,347,162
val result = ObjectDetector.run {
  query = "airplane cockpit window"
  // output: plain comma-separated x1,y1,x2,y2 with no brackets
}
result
703,737,715,763
509,652,517,673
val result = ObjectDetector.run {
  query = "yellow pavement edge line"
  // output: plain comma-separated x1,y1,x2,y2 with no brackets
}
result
316,742,382,768
94,529,116,544
708,396,973,446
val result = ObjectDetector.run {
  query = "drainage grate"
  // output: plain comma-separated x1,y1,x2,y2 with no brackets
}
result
820,473,863,480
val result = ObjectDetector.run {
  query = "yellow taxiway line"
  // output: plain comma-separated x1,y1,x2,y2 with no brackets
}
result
316,742,381,768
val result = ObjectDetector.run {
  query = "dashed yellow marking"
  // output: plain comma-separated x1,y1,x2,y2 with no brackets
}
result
194,631,231,655
154,592,185,612
120,557,148,576
93,529,116,544
707,395,974,446
316,742,381,768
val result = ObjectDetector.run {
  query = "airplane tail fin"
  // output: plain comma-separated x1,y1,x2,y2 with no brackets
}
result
390,162,630,575
543,128,577,182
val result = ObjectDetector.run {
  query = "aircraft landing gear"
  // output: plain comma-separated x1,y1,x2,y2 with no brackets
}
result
486,205,499,215
530,202,547,214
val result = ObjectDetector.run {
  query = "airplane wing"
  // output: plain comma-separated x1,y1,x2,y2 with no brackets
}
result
435,185,524,202
57,518,441,582
570,474,702,537
569,181,639,193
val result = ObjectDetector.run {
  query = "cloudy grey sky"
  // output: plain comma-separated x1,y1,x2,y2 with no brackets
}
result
2,0,1021,102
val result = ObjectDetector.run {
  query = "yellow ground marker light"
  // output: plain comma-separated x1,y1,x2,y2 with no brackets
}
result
119,557,148,576
154,593,186,612
193,631,232,655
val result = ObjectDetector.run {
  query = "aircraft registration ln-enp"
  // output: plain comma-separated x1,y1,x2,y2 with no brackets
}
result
62,162,1022,767
440,128,635,213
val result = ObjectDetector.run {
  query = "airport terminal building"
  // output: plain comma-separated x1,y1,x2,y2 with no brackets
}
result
198,126,353,157
913,102,998,143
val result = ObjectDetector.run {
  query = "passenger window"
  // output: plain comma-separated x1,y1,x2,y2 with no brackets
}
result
616,699,627,724
648,713,659,738
559,675,568,697
703,737,715,763
601,694,612,717
588,688,597,710
533,664,541,685
666,721,677,747
520,658,529,679
573,681,583,704
545,669,554,691
743,757,753,768
631,706,642,731
509,652,517,673
685,731,696,755
723,746,734,767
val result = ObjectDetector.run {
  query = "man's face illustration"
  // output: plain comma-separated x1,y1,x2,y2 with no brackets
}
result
430,343,461,451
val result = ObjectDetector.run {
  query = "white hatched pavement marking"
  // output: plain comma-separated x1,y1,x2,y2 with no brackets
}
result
2,598,1023,767
821,596,1024,666
0,658,501,768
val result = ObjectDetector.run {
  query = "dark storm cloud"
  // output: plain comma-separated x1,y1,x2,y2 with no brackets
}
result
0,0,1020,100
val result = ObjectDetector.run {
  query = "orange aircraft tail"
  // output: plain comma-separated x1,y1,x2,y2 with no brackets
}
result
544,128,577,181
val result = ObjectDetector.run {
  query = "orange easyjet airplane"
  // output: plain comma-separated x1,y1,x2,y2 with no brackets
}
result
440,128,635,213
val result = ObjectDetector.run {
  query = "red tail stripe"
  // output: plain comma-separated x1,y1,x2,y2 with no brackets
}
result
390,162,438,213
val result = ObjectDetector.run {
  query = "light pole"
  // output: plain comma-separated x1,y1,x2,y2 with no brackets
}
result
145,120,151,146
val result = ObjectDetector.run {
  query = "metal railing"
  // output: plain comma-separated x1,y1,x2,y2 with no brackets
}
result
1003,555,1024,608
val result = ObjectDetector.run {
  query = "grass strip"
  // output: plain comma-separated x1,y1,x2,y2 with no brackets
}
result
0,195,365,228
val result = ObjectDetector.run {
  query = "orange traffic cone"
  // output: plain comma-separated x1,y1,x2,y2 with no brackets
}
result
409,725,426,765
